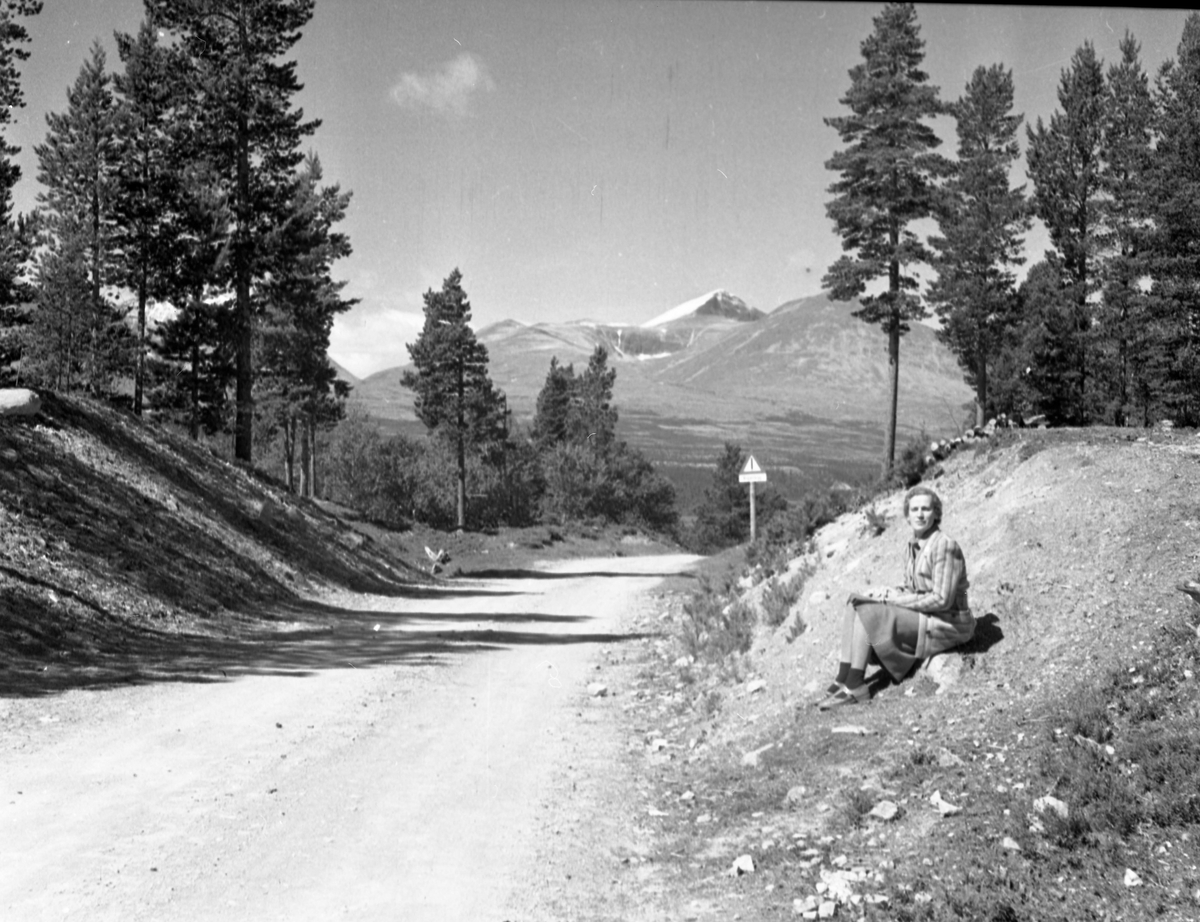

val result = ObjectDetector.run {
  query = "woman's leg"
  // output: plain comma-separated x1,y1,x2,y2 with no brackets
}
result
844,612,872,689
827,606,856,691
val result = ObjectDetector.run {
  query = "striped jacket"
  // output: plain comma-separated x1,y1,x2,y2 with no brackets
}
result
886,528,974,656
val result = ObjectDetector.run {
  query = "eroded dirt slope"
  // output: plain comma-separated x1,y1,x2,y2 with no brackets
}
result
600,428,1200,921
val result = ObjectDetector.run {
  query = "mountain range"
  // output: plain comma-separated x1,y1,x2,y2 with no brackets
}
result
343,290,974,502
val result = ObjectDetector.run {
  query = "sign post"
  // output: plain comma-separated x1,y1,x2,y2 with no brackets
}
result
738,455,767,542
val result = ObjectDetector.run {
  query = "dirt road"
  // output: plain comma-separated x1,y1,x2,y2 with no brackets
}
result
1,554,699,922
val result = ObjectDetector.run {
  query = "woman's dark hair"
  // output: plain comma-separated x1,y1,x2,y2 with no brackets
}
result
903,485,942,529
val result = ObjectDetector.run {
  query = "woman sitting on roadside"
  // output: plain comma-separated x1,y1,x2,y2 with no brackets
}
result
817,485,975,710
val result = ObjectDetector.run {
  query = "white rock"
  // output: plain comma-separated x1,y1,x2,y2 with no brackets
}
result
1124,868,1142,887
818,900,837,918
1033,795,1068,819
0,388,40,416
926,654,964,692
1001,837,1021,851
587,682,609,697
741,743,773,767
649,738,668,751
929,790,961,817
831,725,874,736
868,800,899,821
747,678,766,694
936,748,964,768
730,854,755,876
673,655,692,668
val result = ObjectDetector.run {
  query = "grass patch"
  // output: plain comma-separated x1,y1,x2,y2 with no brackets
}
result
876,618,1200,921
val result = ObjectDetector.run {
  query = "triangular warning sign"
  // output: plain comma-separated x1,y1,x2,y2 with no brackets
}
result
741,455,762,474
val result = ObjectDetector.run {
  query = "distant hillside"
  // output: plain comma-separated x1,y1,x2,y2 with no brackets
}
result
651,292,967,423
347,291,974,500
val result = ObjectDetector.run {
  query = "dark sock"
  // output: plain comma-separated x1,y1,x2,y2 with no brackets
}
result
835,661,850,684
845,667,866,689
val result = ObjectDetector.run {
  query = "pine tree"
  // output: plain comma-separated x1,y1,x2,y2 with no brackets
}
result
1025,43,1106,422
1095,32,1154,426
531,357,575,452
928,64,1029,427
258,154,355,496
146,0,318,463
112,21,190,416
1143,13,1200,427
401,269,504,530
1013,260,1088,424
823,2,949,476
572,345,619,450
153,294,234,438
32,42,126,398
0,1,42,384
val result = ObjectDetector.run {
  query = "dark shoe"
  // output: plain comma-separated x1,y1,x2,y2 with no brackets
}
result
817,683,870,710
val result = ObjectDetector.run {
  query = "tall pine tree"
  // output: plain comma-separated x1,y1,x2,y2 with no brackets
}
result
401,269,504,530
258,154,355,496
928,64,1029,427
146,0,318,463
823,2,949,476
31,42,126,398
0,1,42,384
1025,43,1106,423
1096,32,1154,425
1147,13,1200,426
112,20,190,416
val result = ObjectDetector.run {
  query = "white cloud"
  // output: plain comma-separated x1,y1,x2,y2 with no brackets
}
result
329,306,426,378
391,53,495,116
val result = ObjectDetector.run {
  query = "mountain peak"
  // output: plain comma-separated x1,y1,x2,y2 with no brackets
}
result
642,290,763,327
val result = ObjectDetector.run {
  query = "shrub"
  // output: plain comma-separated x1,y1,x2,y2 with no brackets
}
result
890,428,931,488
861,504,888,536
761,562,815,628
678,578,756,663
837,786,877,831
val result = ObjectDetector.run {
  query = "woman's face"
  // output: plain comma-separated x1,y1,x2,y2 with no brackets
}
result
907,494,936,538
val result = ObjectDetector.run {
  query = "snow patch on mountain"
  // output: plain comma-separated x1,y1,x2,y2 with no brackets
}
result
642,290,726,327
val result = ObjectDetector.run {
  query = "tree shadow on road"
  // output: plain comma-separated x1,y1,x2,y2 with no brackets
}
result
455,567,698,581
0,595,663,698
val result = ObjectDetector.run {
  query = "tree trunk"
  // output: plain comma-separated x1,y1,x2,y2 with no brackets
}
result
975,332,987,429
307,417,318,499
299,420,312,499
233,11,254,463
456,358,466,530
135,265,146,416
883,243,901,478
885,312,900,477
283,417,296,493
90,180,102,397
189,338,199,441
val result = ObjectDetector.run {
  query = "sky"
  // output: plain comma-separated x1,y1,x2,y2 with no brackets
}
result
5,2,1195,377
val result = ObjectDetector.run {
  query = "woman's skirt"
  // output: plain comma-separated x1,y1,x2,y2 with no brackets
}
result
850,598,976,682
